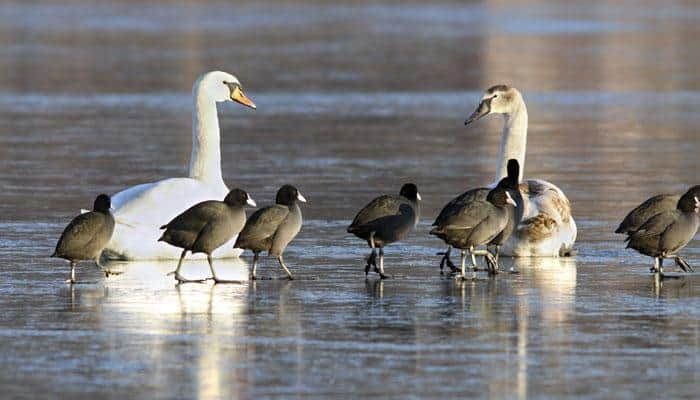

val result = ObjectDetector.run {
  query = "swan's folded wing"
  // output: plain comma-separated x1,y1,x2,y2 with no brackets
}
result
239,205,290,242
433,188,488,226
112,178,227,228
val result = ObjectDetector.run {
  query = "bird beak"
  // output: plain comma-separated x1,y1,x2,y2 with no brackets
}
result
506,192,517,207
464,98,491,125
695,196,700,211
416,192,422,201
246,197,257,207
231,86,257,109
109,205,115,211
297,193,307,203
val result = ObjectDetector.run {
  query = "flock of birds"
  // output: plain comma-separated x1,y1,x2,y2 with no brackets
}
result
51,71,700,284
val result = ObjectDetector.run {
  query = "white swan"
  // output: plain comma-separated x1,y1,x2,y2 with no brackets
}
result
103,71,257,260
464,84,577,257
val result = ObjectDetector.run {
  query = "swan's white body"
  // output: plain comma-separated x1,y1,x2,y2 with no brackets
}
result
103,71,254,260
474,86,576,257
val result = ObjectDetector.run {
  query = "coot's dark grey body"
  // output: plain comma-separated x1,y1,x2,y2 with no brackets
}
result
434,160,523,274
159,188,255,283
52,194,115,284
430,186,517,280
616,193,681,234
625,189,700,277
347,183,421,279
234,185,306,280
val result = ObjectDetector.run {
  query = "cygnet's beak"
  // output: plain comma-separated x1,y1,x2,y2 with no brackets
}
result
506,192,517,207
246,197,257,207
465,97,491,125
416,192,422,201
231,86,257,109
297,192,307,203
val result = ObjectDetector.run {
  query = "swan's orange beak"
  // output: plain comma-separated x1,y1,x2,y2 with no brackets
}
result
231,87,256,109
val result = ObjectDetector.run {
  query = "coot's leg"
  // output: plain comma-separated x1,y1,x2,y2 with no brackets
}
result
278,255,294,280
469,246,478,280
66,261,77,284
167,250,206,283
207,254,243,284
366,233,378,276
439,246,459,274
455,249,468,281
376,248,389,279
471,249,499,274
670,255,693,272
251,252,260,280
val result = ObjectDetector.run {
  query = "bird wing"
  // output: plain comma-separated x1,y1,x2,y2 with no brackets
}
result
55,212,107,253
432,188,489,226
160,201,226,232
349,195,409,229
627,210,678,242
437,199,495,230
615,194,678,234
239,205,290,242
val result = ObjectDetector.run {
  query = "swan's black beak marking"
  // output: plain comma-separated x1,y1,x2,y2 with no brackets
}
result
465,97,492,125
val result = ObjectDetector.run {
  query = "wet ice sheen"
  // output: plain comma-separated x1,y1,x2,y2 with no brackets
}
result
1,0,700,398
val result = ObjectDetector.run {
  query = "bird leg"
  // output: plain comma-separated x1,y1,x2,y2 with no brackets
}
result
167,250,206,283
439,246,459,275
470,246,478,280
251,252,260,280
454,249,468,281
206,254,242,284
375,248,389,279
668,255,694,273
652,257,665,279
366,233,378,276
65,261,77,284
95,258,121,278
472,249,499,275
277,255,294,280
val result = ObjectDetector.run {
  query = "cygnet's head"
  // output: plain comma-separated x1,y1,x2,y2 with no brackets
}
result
464,84,523,125
195,70,256,109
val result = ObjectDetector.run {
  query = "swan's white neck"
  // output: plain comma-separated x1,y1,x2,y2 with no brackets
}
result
495,98,527,183
189,85,224,184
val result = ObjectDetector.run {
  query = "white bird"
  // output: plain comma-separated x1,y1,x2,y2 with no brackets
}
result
103,71,257,260
462,84,577,257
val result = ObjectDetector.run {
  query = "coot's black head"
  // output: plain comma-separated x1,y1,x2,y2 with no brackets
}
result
496,159,520,190
678,188,700,213
486,187,517,208
93,194,112,213
276,184,307,206
399,183,421,202
224,188,256,207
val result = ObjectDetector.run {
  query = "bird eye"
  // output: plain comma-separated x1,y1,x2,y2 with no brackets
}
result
493,94,498,99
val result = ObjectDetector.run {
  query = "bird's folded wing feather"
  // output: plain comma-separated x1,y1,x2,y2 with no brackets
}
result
438,200,493,230
433,188,488,226
240,205,290,241
350,195,407,227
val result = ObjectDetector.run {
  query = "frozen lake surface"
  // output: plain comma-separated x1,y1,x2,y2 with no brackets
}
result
1,0,699,398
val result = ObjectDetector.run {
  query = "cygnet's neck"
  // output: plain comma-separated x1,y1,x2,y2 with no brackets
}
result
189,84,224,184
495,98,528,183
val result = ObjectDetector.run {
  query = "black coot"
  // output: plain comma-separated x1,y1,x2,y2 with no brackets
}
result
347,183,421,279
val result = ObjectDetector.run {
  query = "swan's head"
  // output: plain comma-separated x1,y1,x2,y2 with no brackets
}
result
464,84,522,125
195,71,256,109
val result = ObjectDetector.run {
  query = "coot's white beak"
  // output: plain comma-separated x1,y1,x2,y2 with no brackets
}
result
110,205,115,211
694,196,699,211
506,192,517,207
297,193,307,203
246,197,257,207
416,192,422,201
